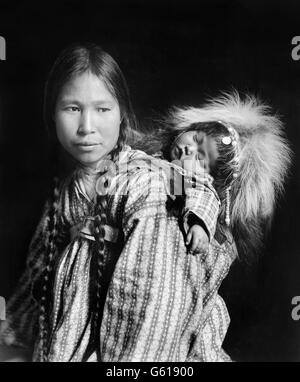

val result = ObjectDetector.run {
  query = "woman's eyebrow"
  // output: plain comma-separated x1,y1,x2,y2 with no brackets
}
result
58,99,113,106
91,100,114,106
57,99,81,106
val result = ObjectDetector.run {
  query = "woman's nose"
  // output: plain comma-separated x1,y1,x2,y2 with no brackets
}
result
77,111,95,135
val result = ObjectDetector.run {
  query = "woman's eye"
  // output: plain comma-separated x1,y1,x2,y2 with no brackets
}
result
65,106,80,112
97,107,110,112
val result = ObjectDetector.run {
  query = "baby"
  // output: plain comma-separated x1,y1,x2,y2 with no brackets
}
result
136,118,239,255
161,118,239,255
168,127,222,254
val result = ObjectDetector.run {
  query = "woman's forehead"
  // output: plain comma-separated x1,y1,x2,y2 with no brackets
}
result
58,71,116,103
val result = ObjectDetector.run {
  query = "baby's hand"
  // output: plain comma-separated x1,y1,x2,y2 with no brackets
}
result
186,224,209,254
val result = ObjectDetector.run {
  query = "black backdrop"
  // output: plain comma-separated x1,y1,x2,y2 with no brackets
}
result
0,0,300,361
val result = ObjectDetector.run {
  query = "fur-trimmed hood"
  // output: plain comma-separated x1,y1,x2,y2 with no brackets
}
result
165,91,292,258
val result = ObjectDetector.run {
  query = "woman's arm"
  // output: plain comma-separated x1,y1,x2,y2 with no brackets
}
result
100,167,231,362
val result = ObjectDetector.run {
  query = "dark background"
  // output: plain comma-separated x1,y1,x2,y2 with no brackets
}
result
0,0,300,361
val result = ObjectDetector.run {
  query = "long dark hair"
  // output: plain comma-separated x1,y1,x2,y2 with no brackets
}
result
39,42,138,361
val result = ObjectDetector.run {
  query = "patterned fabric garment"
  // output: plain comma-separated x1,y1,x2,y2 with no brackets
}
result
0,146,236,362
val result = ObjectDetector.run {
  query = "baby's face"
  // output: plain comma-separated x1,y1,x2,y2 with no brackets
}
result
170,130,219,173
170,131,198,159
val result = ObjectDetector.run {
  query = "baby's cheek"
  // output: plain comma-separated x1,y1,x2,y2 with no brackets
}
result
169,149,178,161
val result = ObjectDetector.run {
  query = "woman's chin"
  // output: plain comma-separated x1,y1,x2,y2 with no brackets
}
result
76,152,106,169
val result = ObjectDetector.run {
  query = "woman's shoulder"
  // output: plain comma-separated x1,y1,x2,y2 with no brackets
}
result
117,146,165,176
119,145,157,164
119,146,186,175
112,146,169,197
115,146,216,198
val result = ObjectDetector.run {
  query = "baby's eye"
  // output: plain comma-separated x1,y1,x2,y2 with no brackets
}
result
186,146,196,155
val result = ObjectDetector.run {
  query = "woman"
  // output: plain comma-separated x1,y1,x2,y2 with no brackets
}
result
0,42,238,362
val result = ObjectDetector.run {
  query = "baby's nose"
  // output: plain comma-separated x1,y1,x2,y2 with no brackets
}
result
185,146,193,155
179,146,194,159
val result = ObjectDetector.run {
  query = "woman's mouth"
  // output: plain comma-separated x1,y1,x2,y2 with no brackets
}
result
74,142,101,151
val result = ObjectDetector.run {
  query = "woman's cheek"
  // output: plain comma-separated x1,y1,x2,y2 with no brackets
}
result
106,111,121,126
55,115,72,148
102,113,121,136
55,112,65,134
57,113,76,138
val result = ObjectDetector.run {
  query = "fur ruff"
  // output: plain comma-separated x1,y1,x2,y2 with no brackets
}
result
165,91,292,258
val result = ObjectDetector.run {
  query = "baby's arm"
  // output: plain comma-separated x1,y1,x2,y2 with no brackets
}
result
185,214,210,254
182,172,220,254
155,158,220,253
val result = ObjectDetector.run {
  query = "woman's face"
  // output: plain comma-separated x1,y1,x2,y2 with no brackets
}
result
55,71,121,169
